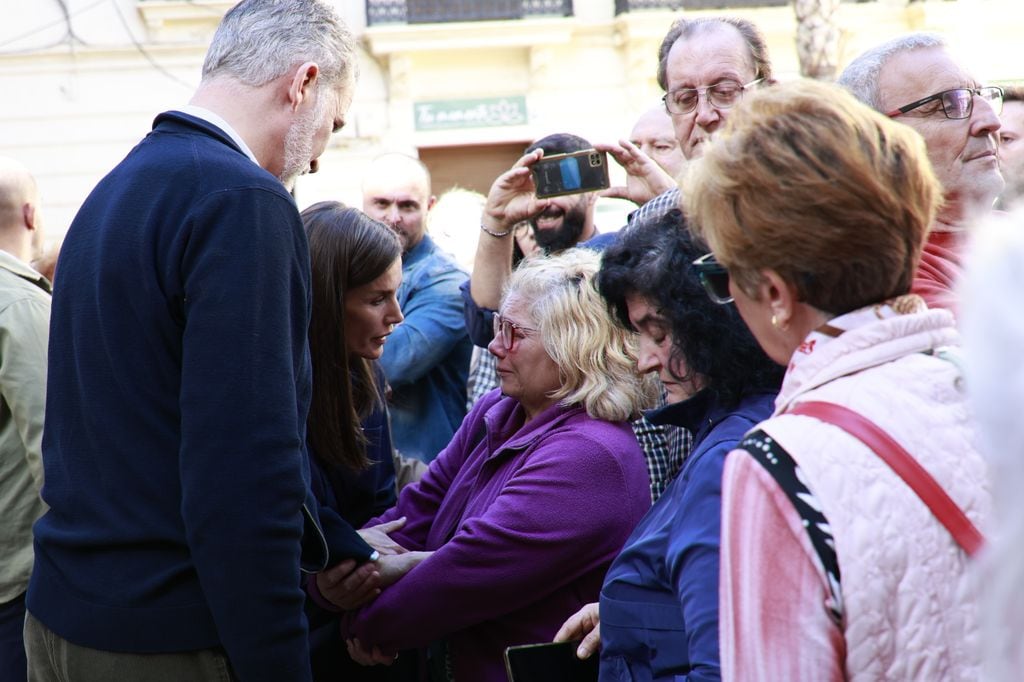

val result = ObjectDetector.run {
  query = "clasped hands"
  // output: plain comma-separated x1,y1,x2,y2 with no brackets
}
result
315,517,426,610
314,517,431,667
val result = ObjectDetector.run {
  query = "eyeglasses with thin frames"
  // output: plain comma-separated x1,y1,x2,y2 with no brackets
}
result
492,313,538,352
692,253,733,304
663,78,764,116
886,86,1003,120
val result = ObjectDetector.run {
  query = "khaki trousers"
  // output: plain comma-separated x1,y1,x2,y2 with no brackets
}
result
24,612,237,682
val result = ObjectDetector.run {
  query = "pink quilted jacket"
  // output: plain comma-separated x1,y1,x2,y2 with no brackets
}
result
721,306,992,681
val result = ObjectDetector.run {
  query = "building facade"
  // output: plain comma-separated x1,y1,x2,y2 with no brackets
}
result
0,0,1019,248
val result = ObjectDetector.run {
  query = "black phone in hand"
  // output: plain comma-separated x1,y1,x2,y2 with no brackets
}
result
504,640,599,682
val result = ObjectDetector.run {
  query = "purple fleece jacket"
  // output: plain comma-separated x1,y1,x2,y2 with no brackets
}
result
347,388,650,681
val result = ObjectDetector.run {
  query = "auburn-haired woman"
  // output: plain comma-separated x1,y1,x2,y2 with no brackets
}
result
686,79,991,680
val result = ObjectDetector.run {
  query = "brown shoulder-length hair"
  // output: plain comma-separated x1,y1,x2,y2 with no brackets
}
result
302,201,402,471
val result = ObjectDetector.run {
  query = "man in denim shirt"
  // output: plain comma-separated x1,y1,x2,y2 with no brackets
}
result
363,153,472,463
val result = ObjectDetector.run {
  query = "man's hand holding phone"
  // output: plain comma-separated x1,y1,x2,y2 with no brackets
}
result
595,139,677,207
481,149,553,236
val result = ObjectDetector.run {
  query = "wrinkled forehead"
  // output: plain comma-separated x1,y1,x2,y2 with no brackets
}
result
877,46,979,110
331,70,357,112
1002,100,1024,131
666,23,756,88
498,293,535,325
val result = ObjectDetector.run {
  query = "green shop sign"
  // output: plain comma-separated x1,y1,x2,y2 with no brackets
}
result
414,96,527,131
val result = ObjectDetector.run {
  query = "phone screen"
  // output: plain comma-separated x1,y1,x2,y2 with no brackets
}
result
532,150,610,199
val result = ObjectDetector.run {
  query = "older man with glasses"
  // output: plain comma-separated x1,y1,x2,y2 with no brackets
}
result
591,17,774,223
839,33,1004,312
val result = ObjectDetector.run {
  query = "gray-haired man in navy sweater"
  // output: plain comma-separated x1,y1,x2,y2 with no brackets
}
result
25,2,370,681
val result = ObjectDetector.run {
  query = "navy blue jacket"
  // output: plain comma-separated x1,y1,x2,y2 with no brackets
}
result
306,365,397,671
598,389,776,681
28,111,367,682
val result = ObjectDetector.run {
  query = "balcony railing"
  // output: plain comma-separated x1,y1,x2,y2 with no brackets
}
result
366,0,573,26
614,0,788,11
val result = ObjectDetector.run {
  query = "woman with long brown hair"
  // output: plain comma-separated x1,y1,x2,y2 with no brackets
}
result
301,201,406,680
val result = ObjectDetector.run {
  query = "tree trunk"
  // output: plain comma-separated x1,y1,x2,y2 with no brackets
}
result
794,0,841,80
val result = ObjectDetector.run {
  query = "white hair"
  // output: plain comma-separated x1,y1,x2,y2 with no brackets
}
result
202,0,358,89
837,33,946,111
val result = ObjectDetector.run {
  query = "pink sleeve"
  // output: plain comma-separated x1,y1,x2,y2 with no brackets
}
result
719,449,846,682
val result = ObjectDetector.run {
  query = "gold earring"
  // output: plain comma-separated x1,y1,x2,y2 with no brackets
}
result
771,314,779,329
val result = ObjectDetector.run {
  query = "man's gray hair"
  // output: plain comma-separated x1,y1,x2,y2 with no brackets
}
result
837,33,946,111
202,0,358,89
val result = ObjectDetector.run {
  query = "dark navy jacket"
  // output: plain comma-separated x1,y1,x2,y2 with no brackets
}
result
598,389,776,681
307,365,397,665
28,111,367,682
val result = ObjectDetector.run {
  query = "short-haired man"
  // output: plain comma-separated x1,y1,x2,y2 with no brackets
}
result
0,158,49,682
463,133,602,350
362,153,472,463
838,33,1004,311
464,132,683,501
997,85,1024,207
609,17,774,223
25,2,365,680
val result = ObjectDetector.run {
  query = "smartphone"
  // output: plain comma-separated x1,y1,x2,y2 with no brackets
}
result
504,640,598,682
531,149,610,199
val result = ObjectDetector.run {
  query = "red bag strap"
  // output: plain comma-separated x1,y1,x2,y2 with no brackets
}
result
788,400,984,557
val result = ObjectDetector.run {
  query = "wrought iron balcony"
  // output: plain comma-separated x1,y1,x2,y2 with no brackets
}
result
613,0,787,11
366,0,573,26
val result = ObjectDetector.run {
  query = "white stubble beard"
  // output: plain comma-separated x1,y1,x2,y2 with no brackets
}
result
279,88,330,190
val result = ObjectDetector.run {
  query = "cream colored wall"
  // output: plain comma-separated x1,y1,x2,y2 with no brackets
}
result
0,0,204,251
1,0,1020,248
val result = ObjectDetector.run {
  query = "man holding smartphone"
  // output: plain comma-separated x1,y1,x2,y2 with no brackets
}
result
461,133,674,503
465,133,601,345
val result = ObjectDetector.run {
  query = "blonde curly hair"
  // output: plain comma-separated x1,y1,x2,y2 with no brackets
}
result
503,248,656,422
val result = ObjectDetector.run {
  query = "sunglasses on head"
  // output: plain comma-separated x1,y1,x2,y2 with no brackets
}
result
692,252,732,304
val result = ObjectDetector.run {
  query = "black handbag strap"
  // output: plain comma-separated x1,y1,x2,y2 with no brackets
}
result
737,429,844,625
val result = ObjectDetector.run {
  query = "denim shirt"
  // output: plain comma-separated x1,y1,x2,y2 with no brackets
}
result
381,234,472,463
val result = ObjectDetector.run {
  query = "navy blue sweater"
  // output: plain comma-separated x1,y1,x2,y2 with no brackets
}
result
28,112,350,681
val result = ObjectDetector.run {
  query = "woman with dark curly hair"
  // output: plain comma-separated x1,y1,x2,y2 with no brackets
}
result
555,208,783,681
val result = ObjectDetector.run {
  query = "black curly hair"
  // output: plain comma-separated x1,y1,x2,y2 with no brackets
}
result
597,208,783,408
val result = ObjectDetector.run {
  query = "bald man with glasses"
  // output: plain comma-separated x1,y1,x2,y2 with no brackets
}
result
839,33,1004,312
